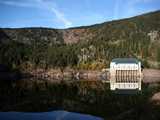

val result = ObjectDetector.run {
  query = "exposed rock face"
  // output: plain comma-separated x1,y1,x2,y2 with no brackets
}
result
151,92,160,104
143,69,160,83
148,30,160,43
28,68,108,81
0,28,64,45
0,10,160,45
61,28,94,44
0,27,95,45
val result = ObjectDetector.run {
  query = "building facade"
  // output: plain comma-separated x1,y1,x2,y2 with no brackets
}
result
110,58,142,90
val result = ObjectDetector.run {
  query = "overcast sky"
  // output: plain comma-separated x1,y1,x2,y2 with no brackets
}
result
0,0,160,28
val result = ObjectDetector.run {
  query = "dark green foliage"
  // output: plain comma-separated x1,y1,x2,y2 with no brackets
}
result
0,11,160,70
46,44,78,68
0,40,31,68
0,39,78,70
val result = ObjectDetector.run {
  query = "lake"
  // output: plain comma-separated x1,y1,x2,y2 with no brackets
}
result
0,110,103,120
0,78,160,120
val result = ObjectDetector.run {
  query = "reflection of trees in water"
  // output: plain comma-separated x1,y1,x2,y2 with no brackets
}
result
0,79,160,119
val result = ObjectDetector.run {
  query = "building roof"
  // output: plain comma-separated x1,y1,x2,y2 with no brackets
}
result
111,58,139,64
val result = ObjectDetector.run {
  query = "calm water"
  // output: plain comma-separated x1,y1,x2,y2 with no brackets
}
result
0,78,160,120
0,111,103,120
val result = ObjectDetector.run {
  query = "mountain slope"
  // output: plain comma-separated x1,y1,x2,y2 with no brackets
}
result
0,28,63,45
0,10,160,70
0,10,160,44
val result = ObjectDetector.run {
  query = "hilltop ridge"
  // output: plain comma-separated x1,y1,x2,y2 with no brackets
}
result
0,10,160,70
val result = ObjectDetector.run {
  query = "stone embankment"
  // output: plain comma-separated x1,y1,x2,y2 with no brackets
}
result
142,69,160,83
26,68,108,81
25,68,160,83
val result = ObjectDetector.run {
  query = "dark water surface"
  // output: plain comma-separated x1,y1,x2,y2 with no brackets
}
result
0,111,103,120
0,78,160,120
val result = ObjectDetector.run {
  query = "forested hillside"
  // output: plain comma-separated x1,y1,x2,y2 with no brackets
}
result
0,10,160,71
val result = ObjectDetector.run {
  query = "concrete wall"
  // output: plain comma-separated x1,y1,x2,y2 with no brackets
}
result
110,62,141,90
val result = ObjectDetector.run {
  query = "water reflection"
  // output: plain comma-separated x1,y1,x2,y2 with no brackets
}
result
0,77,160,120
0,111,103,120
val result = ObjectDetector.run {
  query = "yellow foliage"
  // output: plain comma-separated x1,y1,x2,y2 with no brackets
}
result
78,61,107,70
20,61,34,72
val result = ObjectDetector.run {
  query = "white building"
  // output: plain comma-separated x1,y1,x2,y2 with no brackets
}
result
110,58,142,90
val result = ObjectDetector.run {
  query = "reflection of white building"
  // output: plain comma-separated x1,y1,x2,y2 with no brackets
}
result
110,58,142,90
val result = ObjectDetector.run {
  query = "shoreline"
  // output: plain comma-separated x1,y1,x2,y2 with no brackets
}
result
23,68,160,83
